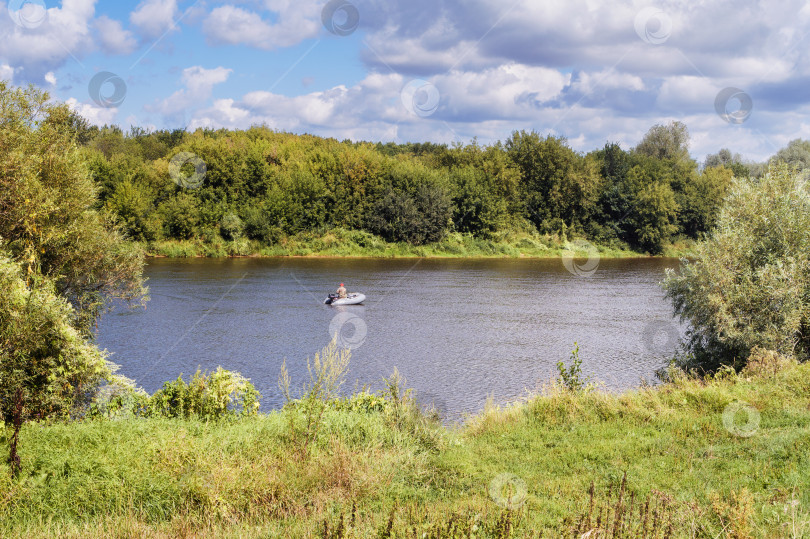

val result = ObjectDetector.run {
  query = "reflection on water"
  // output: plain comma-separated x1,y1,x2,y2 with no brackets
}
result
96,256,684,418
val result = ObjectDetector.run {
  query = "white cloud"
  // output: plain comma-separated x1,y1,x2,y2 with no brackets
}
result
130,0,178,40
66,97,118,125
570,69,645,96
0,64,15,84
202,3,321,50
182,66,231,94
147,66,232,124
44,71,56,85
95,15,137,55
656,76,718,113
0,0,95,82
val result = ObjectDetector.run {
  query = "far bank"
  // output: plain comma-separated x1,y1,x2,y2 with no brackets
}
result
141,229,695,259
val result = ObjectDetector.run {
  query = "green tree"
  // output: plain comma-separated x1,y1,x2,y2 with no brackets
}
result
627,173,678,254
0,253,110,476
365,161,451,244
158,192,201,240
450,166,507,235
0,82,146,336
678,166,733,238
663,165,810,370
704,148,749,178
634,121,690,162
506,131,601,232
770,139,810,171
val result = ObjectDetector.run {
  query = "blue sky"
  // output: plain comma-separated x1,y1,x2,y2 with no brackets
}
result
2,0,809,162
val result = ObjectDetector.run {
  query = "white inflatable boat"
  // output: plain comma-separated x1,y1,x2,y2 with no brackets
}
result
324,293,366,306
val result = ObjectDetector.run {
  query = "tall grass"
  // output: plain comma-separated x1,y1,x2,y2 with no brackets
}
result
1,360,809,536
143,228,666,259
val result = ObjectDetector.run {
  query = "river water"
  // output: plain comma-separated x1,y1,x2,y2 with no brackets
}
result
96,257,685,419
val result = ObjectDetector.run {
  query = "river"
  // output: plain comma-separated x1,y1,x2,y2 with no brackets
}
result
96,256,685,419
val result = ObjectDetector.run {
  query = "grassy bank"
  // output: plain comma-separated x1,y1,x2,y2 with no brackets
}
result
142,228,695,259
1,360,808,537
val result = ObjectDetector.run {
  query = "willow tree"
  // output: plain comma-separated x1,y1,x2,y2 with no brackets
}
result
663,164,810,370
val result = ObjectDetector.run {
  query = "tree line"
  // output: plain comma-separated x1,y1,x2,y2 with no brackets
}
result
70,116,787,255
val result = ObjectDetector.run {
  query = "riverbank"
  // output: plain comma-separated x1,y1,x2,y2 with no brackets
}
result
142,228,695,260
1,358,807,537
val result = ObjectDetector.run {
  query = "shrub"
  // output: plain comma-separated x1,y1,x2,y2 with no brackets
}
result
279,339,350,456
242,205,283,244
663,164,810,370
0,252,112,475
220,212,244,240
556,343,593,392
158,193,200,239
147,367,260,419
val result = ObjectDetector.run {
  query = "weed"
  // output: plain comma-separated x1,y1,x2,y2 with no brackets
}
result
556,342,593,392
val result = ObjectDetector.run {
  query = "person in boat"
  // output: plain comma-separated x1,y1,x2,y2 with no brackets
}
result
336,283,347,299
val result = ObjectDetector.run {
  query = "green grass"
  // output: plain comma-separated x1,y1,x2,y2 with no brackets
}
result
2,363,808,537
143,228,684,260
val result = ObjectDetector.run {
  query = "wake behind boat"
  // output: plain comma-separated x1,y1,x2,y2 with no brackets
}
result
324,293,366,305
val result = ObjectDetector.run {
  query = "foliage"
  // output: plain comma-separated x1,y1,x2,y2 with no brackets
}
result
663,164,810,370
219,212,244,241
556,342,593,391
0,253,111,425
0,82,146,336
5,78,793,260
633,121,690,162
365,161,452,244
0,252,116,475
279,338,351,456
770,138,810,172
506,131,601,233
6,80,805,264
147,367,260,420
704,148,750,178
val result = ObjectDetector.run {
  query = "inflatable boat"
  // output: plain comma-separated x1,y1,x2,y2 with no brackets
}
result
324,293,366,306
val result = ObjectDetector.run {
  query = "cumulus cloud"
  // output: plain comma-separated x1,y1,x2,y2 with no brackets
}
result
130,0,179,40
95,15,137,55
4,0,806,165
66,97,119,125
0,64,15,83
202,2,321,50
188,66,572,137
0,0,95,82
147,66,232,125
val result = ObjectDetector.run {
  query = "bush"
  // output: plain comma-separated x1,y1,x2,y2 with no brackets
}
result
556,343,593,391
663,164,810,370
242,205,283,244
146,367,260,419
220,212,244,240
365,162,451,245
158,193,200,239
